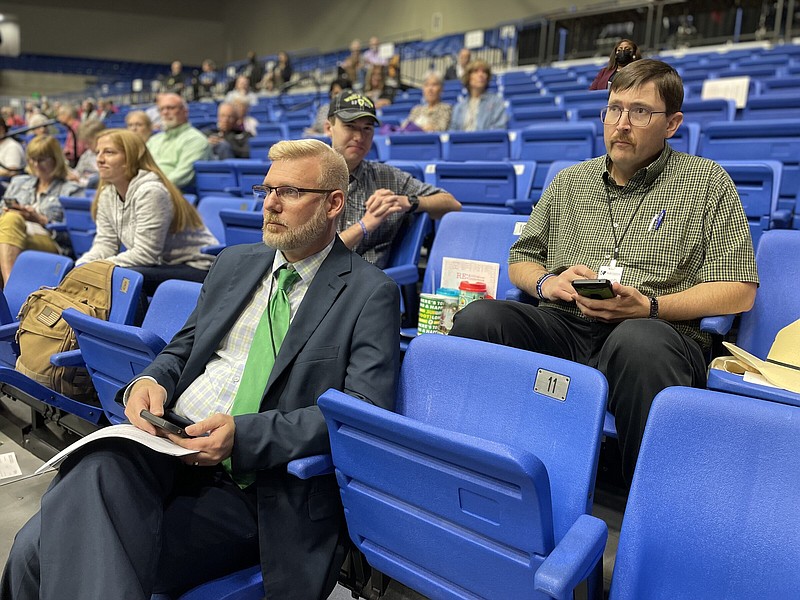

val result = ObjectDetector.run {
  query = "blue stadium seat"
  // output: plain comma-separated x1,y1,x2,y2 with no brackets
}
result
247,135,282,161
610,386,800,599
700,119,800,212
742,93,800,120
667,122,700,155
444,130,511,161
0,266,143,425
0,252,74,367
717,160,786,247
509,106,569,129
227,159,270,196
196,196,258,245
58,196,96,258
384,133,443,161
193,161,238,198
557,89,609,109
706,230,800,407
426,161,520,213
218,209,263,246
62,279,203,424
319,334,609,600
384,160,425,181
511,122,597,203
680,98,736,128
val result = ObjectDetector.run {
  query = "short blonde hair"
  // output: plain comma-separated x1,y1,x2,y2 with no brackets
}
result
268,139,348,195
25,135,69,179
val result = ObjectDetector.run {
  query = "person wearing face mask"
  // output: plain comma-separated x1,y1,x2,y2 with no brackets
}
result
590,39,641,91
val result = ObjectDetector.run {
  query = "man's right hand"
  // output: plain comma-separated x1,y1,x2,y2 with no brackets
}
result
125,379,168,435
540,265,599,302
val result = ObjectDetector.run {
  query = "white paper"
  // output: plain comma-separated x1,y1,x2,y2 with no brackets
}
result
440,257,500,298
701,76,750,109
742,371,779,389
35,424,198,475
0,452,23,479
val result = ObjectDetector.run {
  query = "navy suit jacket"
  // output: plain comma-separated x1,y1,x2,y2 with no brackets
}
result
139,237,400,599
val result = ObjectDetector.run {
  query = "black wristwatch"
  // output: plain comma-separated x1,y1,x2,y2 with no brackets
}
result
407,195,420,213
648,296,659,319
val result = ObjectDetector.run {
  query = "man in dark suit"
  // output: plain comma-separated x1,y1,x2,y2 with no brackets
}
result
2,139,400,600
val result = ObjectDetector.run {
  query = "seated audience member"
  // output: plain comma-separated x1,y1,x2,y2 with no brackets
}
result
590,39,642,91
2,138,400,600
164,60,186,95
445,47,472,81
77,129,216,295
403,72,451,132
337,39,362,89
0,119,26,178
95,99,117,122
450,60,508,131
56,104,87,164
0,135,82,284
230,98,259,137
204,102,251,159
262,51,293,91
198,58,218,98
125,110,153,142
386,54,404,90
364,65,395,109
26,113,52,136
2,106,24,128
362,36,387,71
80,98,98,122
239,49,265,91
146,93,212,189
450,60,759,483
325,91,461,268
225,76,259,107
69,119,106,187
305,79,347,136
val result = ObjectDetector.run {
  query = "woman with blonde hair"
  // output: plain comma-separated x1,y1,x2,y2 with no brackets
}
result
0,134,82,285
77,128,217,295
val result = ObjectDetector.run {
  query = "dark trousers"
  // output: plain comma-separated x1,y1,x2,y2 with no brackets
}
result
1,440,260,600
449,300,707,482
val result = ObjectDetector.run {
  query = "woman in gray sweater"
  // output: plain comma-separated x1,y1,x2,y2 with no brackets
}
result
77,129,218,296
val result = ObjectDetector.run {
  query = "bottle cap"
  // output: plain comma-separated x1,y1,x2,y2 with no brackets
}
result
458,281,487,292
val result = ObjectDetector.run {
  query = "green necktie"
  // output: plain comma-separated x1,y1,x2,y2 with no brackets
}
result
223,266,300,486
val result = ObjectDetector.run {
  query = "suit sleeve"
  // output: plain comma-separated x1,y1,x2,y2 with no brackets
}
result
230,277,401,472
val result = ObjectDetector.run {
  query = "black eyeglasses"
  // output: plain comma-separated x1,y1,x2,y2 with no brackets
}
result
252,185,335,203
601,106,668,127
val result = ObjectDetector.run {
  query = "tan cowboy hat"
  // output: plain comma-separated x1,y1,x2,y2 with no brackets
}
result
723,319,800,394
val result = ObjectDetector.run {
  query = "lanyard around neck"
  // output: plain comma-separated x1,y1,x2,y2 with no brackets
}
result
603,179,651,263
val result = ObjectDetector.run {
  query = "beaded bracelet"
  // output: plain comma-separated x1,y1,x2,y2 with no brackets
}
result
358,219,368,240
535,273,555,300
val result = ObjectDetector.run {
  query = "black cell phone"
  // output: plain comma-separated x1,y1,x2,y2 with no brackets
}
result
571,278,615,300
3,198,20,209
140,409,190,438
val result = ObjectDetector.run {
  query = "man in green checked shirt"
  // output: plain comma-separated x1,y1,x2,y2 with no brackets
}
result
451,60,758,483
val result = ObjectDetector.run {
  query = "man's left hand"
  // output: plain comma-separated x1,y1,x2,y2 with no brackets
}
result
169,413,235,466
573,282,650,322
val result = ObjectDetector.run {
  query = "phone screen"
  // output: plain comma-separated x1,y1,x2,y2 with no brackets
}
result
572,279,615,300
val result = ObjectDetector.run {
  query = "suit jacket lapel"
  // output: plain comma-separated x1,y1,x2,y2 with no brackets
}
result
263,239,352,398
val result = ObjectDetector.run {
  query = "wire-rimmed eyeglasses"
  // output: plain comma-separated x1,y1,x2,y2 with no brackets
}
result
600,106,667,127
253,185,334,203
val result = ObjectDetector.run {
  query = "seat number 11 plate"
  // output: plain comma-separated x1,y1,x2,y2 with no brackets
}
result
534,369,570,401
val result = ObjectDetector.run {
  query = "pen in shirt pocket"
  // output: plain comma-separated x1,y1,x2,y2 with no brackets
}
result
648,209,666,232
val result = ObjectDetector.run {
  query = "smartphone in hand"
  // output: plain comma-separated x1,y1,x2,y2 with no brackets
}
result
571,278,615,300
3,198,20,210
140,409,191,438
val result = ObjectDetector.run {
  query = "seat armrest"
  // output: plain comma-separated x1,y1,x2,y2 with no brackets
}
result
383,265,420,286
534,514,608,600
50,349,85,368
46,222,67,233
286,454,334,479
700,314,735,336
0,322,19,342
505,197,534,214
770,208,792,228
222,187,243,196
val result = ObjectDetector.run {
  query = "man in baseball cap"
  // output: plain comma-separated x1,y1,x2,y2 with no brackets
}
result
325,90,460,269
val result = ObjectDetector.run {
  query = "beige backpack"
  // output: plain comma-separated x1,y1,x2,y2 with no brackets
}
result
15,260,116,402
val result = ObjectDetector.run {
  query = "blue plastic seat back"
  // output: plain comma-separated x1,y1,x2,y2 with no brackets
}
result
385,133,442,161
742,93,800,120
385,212,432,271
736,229,800,359
193,161,238,198
65,279,201,424
384,160,425,182
219,209,263,246
196,196,258,244
227,159,270,196
509,106,569,129
247,136,282,161
541,160,581,193
700,120,800,210
318,334,607,599
611,387,800,599
667,122,700,155
107,266,145,326
681,98,735,128
716,160,781,248
444,130,510,161
3,251,74,320
422,212,528,300
429,161,517,213
60,196,96,257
